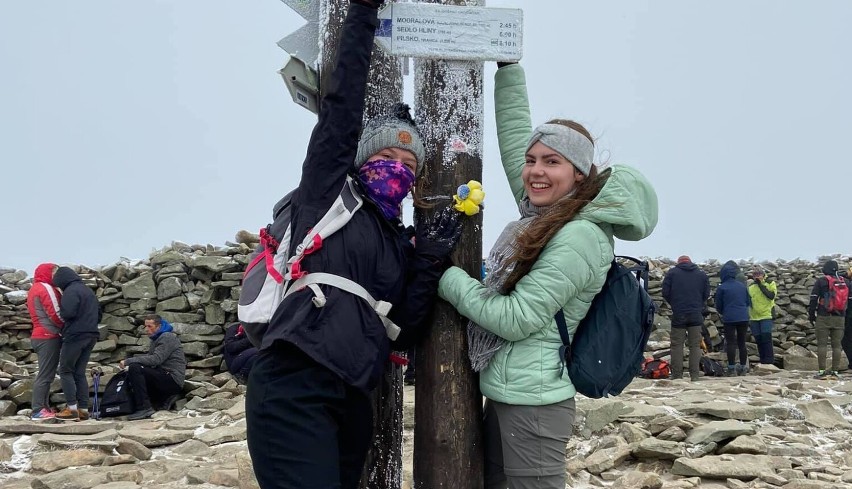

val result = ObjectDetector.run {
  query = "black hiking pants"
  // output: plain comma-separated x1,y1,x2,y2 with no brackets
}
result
246,342,374,489
723,321,749,367
126,364,181,410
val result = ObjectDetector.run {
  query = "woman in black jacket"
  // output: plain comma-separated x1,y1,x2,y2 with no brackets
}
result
244,1,461,488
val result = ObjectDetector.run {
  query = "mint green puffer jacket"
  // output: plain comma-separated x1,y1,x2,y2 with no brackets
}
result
438,64,659,406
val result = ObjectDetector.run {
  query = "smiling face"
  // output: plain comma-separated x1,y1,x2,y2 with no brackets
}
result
367,147,418,175
523,141,585,207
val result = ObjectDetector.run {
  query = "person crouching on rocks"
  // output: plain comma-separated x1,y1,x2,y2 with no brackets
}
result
120,314,186,420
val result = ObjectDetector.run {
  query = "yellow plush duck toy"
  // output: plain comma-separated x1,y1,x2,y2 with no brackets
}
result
453,180,485,216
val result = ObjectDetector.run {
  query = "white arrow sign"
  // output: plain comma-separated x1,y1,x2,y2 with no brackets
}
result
278,0,320,67
376,3,523,62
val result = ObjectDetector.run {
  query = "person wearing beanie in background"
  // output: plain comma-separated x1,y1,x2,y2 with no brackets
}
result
120,314,185,420
244,1,462,487
663,255,711,381
26,263,64,420
808,260,851,378
437,59,658,489
748,265,777,365
842,266,852,371
715,260,751,376
52,266,101,421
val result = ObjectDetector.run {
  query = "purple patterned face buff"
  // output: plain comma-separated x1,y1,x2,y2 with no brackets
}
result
358,159,415,220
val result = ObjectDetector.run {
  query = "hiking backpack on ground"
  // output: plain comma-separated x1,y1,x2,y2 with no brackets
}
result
237,177,401,348
699,356,726,377
639,358,671,379
99,370,135,417
555,255,657,398
821,275,849,314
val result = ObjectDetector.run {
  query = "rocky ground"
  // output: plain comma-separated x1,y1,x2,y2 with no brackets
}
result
2,366,852,488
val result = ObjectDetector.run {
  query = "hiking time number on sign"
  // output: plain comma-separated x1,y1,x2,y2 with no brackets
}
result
376,3,523,62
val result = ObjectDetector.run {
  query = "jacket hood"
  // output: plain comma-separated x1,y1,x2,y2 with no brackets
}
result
822,260,839,275
676,261,698,271
576,165,659,241
150,319,174,340
52,266,82,289
720,260,740,282
34,263,57,285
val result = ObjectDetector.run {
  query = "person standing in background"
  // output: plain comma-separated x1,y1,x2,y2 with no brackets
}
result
715,260,751,376
52,266,101,421
748,265,777,366
26,263,64,420
662,255,710,381
809,260,850,377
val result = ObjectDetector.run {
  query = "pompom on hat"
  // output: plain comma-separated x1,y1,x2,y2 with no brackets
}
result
355,103,425,176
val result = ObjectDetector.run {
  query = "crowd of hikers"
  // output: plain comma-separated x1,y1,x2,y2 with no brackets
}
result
19,1,851,489
660,257,851,382
27,265,187,422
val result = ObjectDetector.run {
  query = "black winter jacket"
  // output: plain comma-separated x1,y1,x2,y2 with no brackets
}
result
258,5,446,392
662,261,710,327
52,267,101,342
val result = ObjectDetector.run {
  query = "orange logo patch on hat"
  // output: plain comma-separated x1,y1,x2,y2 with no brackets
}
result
398,130,412,145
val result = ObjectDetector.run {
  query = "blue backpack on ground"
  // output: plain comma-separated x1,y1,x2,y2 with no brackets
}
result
555,255,656,398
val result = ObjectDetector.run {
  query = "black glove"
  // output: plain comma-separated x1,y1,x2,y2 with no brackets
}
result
351,0,384,8
416,207,462,260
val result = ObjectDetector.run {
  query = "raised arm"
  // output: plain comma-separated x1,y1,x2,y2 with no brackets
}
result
295,3,380,211
494,63,533,204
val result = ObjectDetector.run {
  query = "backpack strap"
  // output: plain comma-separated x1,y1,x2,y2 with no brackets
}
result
284,272,402,341
287,176,364,280
555,310,572,374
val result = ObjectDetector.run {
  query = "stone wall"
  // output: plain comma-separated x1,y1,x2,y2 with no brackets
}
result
0,237,849,414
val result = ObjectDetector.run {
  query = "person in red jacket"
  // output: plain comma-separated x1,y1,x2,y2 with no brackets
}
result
26,263,64,420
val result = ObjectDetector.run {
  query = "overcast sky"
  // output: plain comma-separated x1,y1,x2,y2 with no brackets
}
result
2,1,851,277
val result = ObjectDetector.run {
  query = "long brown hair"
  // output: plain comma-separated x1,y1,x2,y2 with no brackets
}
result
500,120,610,293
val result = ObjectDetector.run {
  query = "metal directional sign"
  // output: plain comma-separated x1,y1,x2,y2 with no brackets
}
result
376,3,523,62
278,0,320,67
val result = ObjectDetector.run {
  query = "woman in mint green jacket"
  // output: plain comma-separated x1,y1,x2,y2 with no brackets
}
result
438,63,658,489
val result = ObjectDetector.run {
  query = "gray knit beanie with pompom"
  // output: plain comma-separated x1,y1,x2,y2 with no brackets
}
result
354,103,425,175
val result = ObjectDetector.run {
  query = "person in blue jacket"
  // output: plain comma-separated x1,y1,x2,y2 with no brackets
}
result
244,1,461,487
715,260,751,375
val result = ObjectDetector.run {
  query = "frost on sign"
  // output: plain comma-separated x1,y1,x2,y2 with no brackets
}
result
376,3,523,62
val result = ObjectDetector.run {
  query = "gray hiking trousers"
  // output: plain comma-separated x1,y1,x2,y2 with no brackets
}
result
816,315,844,371
670,325,702,380
31,337,61,411
484,398,576,489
